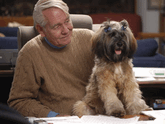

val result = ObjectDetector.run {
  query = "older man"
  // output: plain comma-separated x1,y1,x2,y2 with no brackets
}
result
8,0,94,117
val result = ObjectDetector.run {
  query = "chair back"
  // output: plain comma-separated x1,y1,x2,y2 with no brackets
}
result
17,14,93,51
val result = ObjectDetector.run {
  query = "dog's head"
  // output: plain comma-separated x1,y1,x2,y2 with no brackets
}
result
91,20,137,62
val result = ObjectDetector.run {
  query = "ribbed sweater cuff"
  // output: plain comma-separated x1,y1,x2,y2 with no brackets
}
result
47,111,59,117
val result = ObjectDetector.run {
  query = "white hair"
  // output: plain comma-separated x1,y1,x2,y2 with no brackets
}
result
33,0,69,27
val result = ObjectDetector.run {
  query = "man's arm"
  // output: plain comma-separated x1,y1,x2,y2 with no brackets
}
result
8,52,53,117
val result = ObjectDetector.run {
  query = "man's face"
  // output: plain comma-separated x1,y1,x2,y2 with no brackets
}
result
41,7,73,47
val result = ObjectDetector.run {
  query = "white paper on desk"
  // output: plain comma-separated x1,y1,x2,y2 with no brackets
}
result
133,68,165,78
81,115,139,124
133,68,153,77
136,119,165,124
34,116,81,124
136,77,156,82
141,110,165,119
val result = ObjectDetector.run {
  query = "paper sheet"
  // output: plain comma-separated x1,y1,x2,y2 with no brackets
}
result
136,119,165,124
141,110,165,119
27,115,139,124
81,115,139,124
133,67,165,78
37,116,81,124
27,116,81,124
136,77,156,81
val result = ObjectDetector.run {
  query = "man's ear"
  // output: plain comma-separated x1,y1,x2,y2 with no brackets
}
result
35,24,45,37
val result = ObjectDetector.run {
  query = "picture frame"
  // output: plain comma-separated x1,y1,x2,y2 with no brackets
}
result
148,0,165,10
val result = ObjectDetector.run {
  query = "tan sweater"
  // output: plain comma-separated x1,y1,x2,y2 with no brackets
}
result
8,29,94,117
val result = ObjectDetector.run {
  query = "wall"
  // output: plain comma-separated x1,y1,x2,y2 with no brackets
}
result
136,0,159,33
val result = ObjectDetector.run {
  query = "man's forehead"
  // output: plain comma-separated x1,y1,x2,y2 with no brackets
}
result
42,7,68,21
42,8,69,27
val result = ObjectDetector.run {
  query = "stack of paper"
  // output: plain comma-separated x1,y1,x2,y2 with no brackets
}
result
141,110,165,120
140,110,165,124
133,67,165,78
27,110,165,124
28,116,81,124
27,115,139,124
133,67,165,82
81,115,139,124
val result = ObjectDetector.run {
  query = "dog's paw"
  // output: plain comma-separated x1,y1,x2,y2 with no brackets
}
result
144,107,153,111
111,108,126,117
73,101,96,117
106,107,126,117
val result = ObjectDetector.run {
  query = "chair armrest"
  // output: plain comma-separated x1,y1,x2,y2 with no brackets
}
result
138,32,165,39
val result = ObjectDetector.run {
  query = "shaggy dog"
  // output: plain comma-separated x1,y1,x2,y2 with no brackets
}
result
73,20,150,117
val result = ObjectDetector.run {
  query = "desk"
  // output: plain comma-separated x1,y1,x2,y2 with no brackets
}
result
0,70,14,77
134,67,165,88
137,78,165,109
137,79,165,88
0,70,13,104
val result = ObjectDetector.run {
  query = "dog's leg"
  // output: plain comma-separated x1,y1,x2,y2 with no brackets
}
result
98,78,126,117
73,100,96,117
73,75,100,117
123,79,149,115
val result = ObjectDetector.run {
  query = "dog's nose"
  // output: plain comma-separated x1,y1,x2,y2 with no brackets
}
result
117,42,122,47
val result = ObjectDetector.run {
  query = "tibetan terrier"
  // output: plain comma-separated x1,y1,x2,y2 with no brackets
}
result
73,20,150,117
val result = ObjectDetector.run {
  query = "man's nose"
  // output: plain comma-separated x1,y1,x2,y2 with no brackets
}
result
62,24,69,34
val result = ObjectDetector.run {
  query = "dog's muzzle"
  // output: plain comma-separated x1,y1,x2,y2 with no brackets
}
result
115,42,123,55
114,38,126,55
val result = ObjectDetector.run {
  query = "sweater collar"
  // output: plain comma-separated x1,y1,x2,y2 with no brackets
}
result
44,37,66,49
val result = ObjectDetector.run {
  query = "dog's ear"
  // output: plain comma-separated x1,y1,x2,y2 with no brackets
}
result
120,19,129,31
128,34,137,58
91,27,106,59
120,19,137,58
120,20,129,27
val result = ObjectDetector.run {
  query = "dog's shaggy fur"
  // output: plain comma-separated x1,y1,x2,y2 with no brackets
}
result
73,20,150,117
